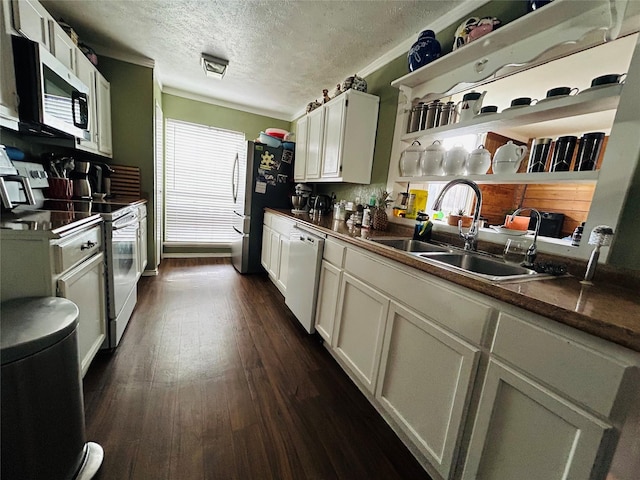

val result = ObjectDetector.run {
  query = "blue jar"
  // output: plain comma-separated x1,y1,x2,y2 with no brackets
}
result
408,30,441,72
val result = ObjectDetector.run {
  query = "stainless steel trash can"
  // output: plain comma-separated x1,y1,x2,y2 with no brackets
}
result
1,297,103,480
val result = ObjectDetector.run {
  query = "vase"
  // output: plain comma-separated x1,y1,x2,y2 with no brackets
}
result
408,30,441,72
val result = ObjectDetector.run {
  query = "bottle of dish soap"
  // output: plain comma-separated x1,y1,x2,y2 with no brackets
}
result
413,212,433,242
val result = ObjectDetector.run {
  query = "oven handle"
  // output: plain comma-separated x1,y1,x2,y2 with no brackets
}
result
112,213,139,230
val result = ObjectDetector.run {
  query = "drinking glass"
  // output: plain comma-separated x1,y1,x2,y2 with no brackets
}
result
503,239,528,265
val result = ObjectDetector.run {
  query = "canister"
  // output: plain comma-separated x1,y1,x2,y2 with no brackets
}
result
425,101,442,129
438,101,457,127
409,103,424,133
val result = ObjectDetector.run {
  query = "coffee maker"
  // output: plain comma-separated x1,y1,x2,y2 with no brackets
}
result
291,183,312,214
71,160,91,199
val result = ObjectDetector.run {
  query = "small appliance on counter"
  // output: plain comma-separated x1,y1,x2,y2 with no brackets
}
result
0,146,35,210
291,183,312,214
72,160,92,199
310,194,332,215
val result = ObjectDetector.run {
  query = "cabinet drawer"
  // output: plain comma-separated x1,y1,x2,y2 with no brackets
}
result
493,312,638,418
345,248,493,345
263,211,274,228
323,237,345,267
271,215,294,236
53,226,103,274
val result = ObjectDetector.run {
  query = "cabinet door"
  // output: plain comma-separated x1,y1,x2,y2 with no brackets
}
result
75,53,98,152
261,224,272,271
322,94,346,178
49,20,75,72
267,228,280,279
305,107,324,180
137,213,147,277
314,260,342,345
462,359,612,480
0,1,18,128
57,252,107,378
96,71,113,156
11,0,51,47
334,272,389,393
376,302,480,480
294,115,308,181
275,233,290,294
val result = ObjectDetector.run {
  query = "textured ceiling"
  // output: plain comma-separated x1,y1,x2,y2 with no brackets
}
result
40,0,475,120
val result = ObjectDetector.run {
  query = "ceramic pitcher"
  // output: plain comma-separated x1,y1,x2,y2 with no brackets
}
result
457,91,486,123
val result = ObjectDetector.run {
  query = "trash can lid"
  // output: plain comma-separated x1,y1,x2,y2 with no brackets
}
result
1,297,79,365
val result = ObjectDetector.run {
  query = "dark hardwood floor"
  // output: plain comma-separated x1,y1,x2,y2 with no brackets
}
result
83,258,430,480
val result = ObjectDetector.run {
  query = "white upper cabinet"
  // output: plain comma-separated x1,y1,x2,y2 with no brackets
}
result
296,89,379,184
76,54,113,158
11,0,52,48
0,1,19,129
49,19,75,72
294,115,308,181
304,106,324,180
95,71,112,157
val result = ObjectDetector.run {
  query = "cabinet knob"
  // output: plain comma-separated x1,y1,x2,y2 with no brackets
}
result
81,240,97,250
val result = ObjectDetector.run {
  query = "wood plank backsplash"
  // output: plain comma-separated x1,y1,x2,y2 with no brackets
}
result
477,132,603,237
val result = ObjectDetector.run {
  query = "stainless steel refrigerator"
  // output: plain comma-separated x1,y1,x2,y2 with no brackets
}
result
231,141,295,273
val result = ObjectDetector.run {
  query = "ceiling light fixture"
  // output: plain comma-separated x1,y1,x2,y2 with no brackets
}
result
201,53,228,79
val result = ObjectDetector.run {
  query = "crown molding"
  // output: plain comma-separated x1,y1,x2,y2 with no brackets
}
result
162,87,291,122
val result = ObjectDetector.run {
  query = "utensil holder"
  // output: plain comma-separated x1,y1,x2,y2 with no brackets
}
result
45,178,73,199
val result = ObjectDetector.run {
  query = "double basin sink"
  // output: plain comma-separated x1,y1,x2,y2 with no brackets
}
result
368,237,550,283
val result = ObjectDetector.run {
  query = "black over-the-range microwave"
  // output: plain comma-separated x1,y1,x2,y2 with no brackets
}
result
12,36,90,140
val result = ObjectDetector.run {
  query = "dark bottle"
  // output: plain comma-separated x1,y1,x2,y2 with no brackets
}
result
571,222,585,246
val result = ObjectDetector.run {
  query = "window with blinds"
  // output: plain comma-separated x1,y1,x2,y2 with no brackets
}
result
164,119,246,245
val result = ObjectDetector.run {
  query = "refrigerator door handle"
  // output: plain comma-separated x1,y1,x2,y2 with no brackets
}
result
232,152,239,203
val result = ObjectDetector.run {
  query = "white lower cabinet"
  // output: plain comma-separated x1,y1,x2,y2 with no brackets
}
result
314,260,342,344
57,252,107,378
376,302,480,480
462,359,611,480
333,272,389,393
261,212,295,296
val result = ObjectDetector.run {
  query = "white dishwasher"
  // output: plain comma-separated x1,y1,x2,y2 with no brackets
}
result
285,226,325,333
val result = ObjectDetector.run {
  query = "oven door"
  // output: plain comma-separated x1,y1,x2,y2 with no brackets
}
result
109,212,139,318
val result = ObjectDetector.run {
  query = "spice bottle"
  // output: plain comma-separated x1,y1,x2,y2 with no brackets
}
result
571,222,585,246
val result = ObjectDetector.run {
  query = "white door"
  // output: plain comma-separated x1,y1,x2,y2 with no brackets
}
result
75,53,98,152
261,225,272,271
314,260,342,345
294,115,308,181
11,0,51,48
333,273,389,393
305,107,324,180
462,359,612,480
96,71,112,156
321,94,346,178
267,229,280,279
276,233,290,294
57,252,107,378
376,302,480,480
49,20,75,72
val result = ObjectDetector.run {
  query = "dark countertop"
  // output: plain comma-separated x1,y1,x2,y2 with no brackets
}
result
267,208,640,353
0,197,146,237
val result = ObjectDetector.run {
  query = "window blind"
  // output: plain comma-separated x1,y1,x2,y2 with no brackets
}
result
164,119,245,244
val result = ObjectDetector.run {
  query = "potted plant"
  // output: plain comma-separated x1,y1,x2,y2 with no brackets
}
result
447,209,474,227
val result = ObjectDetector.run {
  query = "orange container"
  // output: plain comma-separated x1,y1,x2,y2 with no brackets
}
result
504,215,530,230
